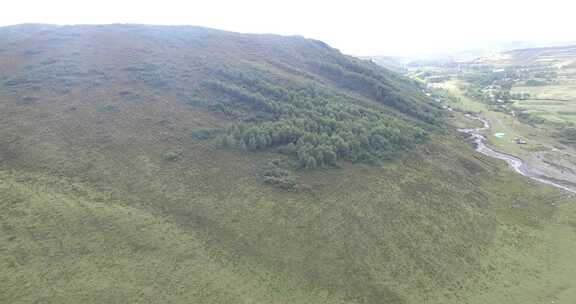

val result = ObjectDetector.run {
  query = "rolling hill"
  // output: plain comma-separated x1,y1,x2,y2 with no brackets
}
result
470,44,576,68
1,24,576,304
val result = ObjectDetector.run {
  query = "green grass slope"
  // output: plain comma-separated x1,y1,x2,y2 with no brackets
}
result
0,24,575,304
0,24,442,169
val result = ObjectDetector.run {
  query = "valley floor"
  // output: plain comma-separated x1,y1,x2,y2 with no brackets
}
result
437,80,576,192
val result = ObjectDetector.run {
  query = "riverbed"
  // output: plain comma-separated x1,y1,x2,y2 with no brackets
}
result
458,113,576,194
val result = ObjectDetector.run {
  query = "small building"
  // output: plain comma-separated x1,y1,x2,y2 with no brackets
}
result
515,138,527,145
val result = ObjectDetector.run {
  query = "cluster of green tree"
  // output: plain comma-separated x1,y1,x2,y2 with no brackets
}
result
212,108,427,168
509,92,531,100
458,70,517,104
505,65,558,83
463,86,487,101
464,85,514,104
258,160,297,189
524,79,550,86
513,109,546,125
491,89,512,102
460,71,507,87
532,70,558,79
311,60,442,124
431,88,461,103
190,67,430,169
191,128,222,140
458,66,558,103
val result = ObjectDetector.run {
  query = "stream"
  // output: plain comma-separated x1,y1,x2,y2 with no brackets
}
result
456,111,576,194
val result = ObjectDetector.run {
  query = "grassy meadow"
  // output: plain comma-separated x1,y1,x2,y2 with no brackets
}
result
512,85,576,124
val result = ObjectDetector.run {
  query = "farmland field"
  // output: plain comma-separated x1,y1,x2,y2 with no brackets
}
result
512,85,576,124
513,85,576,100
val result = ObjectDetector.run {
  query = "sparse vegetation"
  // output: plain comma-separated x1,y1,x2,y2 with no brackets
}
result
258,160,297,189
191,128,222,140
161,151,181,161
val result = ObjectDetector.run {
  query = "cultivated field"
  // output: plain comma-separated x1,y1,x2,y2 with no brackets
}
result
512,85,576,124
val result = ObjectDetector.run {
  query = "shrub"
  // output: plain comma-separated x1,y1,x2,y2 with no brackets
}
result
191,128,222,140
96,104,120,113
258,160,297,190
262,175,296,189
161,151,180,161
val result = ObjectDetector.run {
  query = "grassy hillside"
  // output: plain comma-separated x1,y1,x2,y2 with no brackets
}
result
502,45,576,67
0,24,442,169
1,24,576,304
468,45,576,68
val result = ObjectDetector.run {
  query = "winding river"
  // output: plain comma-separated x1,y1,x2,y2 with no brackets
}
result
457,112,576,194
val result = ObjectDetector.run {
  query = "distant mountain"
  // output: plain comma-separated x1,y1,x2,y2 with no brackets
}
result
467,44,576,67
367,41,576,67
359,56,411,73
499,44,576,66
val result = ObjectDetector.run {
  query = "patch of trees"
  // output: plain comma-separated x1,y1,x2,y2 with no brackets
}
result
514,109,546,126
258,160,296,189
458,65,559,104
460,71,504,87
212,115,426,169
310,58,443,125
431,88,461,103
509,92,531,100
191,128,222,140
524,79,548,86
189,68,430,169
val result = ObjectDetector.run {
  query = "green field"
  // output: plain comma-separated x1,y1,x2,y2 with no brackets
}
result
512,85,576,124
514,85,576,100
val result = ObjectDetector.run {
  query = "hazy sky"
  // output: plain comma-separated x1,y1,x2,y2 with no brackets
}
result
1,0,575,56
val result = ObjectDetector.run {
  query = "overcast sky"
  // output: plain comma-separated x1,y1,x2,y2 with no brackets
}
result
1,0,575,56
